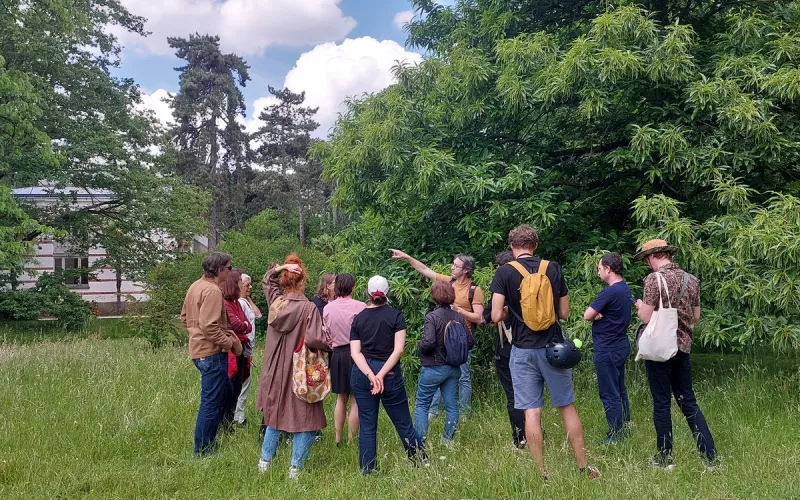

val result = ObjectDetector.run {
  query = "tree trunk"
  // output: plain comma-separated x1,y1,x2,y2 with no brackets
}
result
298,200,306,248
208,205,218,251
208,110,221,250
115,261,123,314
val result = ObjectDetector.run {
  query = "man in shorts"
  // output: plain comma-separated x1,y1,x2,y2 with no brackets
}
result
490,224,599,479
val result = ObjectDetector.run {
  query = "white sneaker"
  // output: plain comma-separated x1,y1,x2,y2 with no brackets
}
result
288,466,300,479
257,459,270,473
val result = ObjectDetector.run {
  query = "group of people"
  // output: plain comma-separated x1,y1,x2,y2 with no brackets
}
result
181,223,718,480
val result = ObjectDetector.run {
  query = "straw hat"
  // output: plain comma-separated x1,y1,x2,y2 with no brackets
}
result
634,238,679,261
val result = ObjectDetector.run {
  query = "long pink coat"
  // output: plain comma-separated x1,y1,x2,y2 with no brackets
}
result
255,266,327,432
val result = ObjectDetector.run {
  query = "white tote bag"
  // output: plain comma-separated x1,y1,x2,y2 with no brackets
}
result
636,273,678,362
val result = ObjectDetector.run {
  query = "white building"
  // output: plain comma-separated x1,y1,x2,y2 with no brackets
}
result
11,185,208,315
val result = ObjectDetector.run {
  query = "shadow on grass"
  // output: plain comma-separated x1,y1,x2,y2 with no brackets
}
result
0,318,138,344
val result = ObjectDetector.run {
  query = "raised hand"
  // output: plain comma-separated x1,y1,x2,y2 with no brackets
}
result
279,263,303,275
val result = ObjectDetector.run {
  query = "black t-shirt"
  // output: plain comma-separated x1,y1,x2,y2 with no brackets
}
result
489,256,568,349
350,305,406,361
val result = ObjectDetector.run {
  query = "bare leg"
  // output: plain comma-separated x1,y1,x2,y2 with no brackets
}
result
334,393,348,444
524,408,546,475
558,403,587,469
347,394,359,444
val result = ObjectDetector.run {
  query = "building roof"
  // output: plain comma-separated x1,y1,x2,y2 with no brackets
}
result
12,185,116,200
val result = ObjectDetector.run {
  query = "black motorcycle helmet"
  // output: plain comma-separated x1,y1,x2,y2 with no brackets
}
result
546,338,582,369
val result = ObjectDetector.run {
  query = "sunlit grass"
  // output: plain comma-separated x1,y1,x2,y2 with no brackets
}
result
0,333,798,498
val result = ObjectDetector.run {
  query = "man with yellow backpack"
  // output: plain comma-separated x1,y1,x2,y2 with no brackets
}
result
490,224,599,480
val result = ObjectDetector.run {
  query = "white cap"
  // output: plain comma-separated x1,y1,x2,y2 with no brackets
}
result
367,275,389,297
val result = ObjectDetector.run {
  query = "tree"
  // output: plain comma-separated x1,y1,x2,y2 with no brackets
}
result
168,34,252,249
253,87,330,247
1,1,211,301
0,187,49,288
317,1,800,351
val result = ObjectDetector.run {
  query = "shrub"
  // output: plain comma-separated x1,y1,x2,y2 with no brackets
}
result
133,219,332,347
0,273,92,329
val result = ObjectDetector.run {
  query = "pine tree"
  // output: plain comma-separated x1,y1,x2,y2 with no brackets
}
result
168,34,251,249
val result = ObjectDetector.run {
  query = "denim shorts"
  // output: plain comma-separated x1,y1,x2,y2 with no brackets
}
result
510,346,575,409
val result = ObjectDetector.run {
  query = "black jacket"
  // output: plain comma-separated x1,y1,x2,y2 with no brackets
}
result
418,306,474,367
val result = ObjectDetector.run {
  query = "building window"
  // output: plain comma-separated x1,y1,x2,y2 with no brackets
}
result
54,256,90,287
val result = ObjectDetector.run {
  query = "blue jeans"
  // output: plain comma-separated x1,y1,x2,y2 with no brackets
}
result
414,365,460,443
261,426,316,468
645,351,716,462
192,352,232,454
593,345,631,438
429,351,472,415
351,360,425,475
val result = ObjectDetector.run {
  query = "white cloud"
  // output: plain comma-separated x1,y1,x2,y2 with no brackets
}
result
251,37,421,138
138,38,422,141
136,89,174,126
393,10,414,30
115,0,356,56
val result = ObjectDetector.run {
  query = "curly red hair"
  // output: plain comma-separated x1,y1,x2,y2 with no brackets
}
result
279,253,307,292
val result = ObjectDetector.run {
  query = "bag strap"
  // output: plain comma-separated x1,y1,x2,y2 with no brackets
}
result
449,278,479,308
654,272,672,309
537,260,550,275
498,320,512,345
508,260,530,277
294,304,311,353
673,272,690,306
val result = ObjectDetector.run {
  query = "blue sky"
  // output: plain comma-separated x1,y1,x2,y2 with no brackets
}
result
117,0,450,137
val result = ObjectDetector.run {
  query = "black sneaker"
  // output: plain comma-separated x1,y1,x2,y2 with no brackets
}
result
651,453,676,471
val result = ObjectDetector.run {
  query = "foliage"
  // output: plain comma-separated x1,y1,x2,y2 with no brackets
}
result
252,88,333,247
632,190,800,351
317,1,800,353
0,273,92,329
0,187,50,286
167,34,254,248
1,0,208,293
134,211,331,345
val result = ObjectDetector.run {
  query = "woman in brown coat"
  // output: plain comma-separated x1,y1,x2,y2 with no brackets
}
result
256,254,329,479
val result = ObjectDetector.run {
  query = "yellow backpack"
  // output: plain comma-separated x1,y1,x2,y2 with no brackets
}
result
508,260,556,331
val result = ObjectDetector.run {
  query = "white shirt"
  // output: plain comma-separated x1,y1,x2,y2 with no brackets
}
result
239,298,257,355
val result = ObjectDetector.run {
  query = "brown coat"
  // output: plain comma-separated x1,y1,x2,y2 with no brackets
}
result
181,277,239,359
255,266,328,432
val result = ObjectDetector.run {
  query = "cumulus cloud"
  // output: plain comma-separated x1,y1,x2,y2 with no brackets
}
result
137,38,422,140
393,10,414,30
250,37,421,138
136,89,174,126
115,0,356,56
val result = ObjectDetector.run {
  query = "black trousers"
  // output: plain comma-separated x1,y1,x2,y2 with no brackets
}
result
496,343,526,446
223,353,246,427
645,351,716,461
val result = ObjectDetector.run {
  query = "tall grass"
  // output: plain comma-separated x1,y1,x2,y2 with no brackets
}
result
0,335,798,498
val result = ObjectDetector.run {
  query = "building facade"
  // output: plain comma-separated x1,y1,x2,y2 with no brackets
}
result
11,185,208,315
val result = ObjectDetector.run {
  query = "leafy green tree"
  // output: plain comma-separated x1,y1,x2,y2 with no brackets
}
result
1,0,206,294
168,34,252,249
0,187,50,288
317,0,800,352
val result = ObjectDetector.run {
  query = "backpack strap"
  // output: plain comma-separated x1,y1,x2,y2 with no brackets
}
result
508,260,530,277
451,278,480,308
537,260,550,275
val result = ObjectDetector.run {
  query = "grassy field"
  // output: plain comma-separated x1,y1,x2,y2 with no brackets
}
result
1,328,799,499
